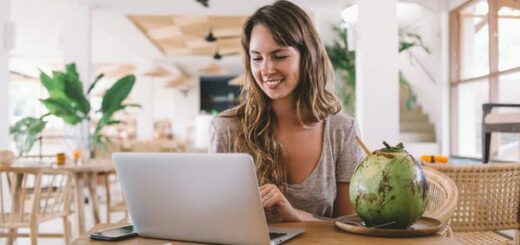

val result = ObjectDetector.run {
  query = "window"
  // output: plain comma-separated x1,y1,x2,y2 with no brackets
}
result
451,0,520,160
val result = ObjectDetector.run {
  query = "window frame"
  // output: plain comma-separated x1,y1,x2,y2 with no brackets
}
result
450,0,520,160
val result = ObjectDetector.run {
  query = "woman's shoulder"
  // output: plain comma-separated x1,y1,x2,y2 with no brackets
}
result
326,112,356,130
211,109,240,131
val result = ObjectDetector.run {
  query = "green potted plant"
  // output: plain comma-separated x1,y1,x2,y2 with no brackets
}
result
10,63,139,156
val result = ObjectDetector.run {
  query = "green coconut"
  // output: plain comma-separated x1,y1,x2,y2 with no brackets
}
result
349,142,428,229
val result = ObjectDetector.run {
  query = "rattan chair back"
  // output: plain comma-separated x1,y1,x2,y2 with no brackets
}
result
428,163,520,232
423,167,459,225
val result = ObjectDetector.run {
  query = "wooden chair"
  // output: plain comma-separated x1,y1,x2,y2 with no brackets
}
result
422,167,459,237
102,170,129,224
428,163,520,245
482,103,520,163
0,167,73,245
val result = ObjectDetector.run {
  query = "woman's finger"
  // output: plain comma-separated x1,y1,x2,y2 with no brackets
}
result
259,183,275,192
261,188,274,203
259,184,278,198
262,193,277,208
259,186,272,197
262,188,281,205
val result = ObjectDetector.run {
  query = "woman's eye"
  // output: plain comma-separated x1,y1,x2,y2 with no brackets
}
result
273,56,288,60
252,57,262,61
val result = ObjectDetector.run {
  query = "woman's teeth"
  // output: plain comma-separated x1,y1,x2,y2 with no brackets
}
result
265,79,281,87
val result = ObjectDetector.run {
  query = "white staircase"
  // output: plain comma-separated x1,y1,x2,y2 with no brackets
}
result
400,106,435,142
400,106,439,155
399,86,439,156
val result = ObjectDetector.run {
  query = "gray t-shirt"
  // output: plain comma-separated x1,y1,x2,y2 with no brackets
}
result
208,112,364,218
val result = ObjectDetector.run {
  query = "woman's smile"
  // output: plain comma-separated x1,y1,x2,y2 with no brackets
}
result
264,78,283,89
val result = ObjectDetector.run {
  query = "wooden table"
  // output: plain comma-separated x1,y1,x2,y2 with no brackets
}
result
10,159,115,235
71,222,461,245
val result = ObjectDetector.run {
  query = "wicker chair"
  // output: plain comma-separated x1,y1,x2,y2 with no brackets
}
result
423,167,459,236
428,163,520,245
0,167,73,245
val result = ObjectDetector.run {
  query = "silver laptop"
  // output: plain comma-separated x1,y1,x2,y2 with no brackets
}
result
112,153,304,245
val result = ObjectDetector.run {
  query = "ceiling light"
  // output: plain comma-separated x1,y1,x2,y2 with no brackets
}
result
195,0,209,8
205,28,217,42
213,50,222,60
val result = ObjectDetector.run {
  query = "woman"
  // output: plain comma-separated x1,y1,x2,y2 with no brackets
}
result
209,0,364,222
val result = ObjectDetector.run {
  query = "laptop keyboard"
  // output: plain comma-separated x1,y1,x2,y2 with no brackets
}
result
269,232,286,240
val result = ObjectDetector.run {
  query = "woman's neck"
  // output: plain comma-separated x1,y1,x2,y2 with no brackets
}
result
272,97,300,127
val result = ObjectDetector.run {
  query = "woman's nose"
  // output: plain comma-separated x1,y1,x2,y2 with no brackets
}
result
260,60,273,77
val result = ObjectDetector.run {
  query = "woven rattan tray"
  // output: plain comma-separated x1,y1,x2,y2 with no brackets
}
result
335,215,443,237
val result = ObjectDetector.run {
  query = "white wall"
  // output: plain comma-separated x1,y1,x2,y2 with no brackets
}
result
313,1,349,43
449,0,468,11
356,0,400,149
152,77,200,141
134,75,154,139
0,0,11,149
10,0,64,60
92,9,162,64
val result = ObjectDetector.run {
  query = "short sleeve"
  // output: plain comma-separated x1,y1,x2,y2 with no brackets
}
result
335,119,365,182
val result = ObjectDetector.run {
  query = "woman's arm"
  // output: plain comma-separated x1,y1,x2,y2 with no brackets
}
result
333,182,355,217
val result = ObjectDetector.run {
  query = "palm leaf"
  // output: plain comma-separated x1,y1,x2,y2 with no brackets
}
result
101,75,136,113
40,98,83,124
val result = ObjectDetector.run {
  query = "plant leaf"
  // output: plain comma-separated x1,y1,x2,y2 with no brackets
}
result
40,70,68,99
40,71,63,92
101,75,136,113
65,63,79,78
9,117,47,156
62,63,90,114
87,73,104,95
64,77,90,114
40,98,83,124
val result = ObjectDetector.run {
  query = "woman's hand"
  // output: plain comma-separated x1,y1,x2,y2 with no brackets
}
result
259,184,299,222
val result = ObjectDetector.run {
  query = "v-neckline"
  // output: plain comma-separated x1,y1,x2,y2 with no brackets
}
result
284,117,329,187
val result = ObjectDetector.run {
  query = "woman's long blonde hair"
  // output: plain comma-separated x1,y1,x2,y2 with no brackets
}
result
226,0,341,187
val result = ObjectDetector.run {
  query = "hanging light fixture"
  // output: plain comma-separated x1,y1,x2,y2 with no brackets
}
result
213,50,222,60
205,28,217,42
195,0,209,8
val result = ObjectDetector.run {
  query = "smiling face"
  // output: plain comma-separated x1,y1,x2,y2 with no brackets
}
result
249,24,301,102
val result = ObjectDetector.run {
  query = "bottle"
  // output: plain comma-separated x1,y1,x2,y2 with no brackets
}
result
56,152,66,166
73,149,81,164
